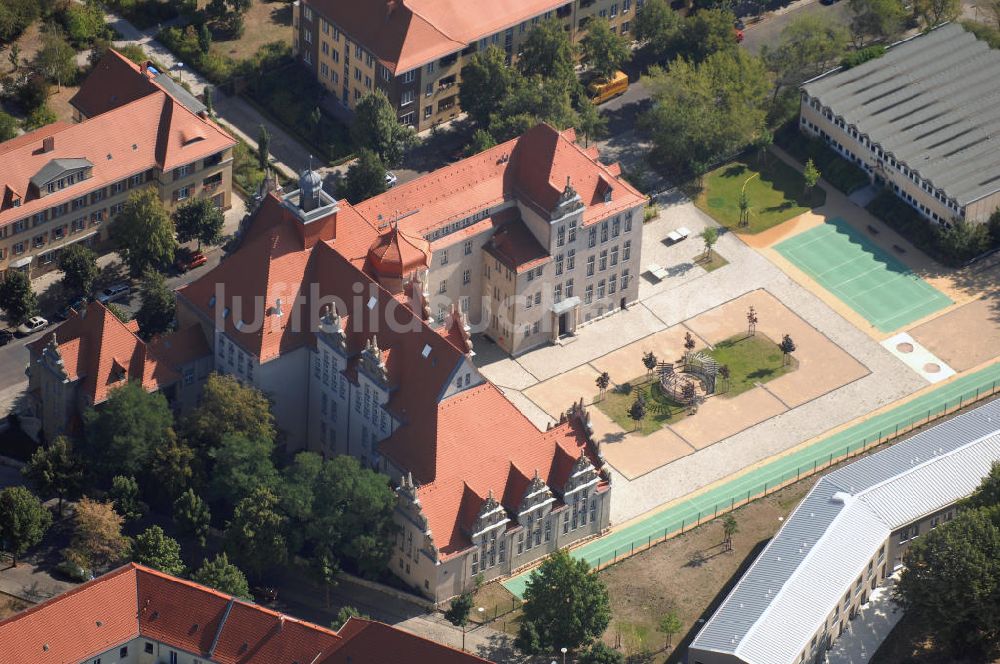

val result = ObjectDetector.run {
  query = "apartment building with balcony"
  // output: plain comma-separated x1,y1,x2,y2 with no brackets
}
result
800,23,1000,226
292,0,639,131
688,399,1000,664
0,49,235,278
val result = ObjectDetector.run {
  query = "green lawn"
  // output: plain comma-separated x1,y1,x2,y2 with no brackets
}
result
709,334,797,396
596,376,687,436
696,159,826,234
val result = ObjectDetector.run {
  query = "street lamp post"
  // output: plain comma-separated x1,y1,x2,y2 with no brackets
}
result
561,646,568,664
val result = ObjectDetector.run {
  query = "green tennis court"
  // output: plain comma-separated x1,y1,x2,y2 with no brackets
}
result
775,217,951,332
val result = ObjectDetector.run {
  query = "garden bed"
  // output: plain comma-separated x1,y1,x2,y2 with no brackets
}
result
596,377,688,436
710,334,797,397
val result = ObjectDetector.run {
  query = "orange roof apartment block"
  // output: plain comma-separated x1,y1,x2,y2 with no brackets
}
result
0,564,492,664
174,123,630,601
293,0,637,131
0,49,235,278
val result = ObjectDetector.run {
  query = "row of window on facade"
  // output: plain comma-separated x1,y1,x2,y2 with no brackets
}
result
472,492,597,575
218,335,255,382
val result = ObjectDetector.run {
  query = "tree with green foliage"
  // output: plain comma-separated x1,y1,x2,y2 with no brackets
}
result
225,486,288,581
135,270,175,340
658,610,683,648
22,436,82,517
350,89,416,167
848,0,906,47
779,334,796,365
682,8,738,63
198,22,212,54
915,0,959,27
312,550,339,608
803,158,821,193
192,553,251,599
257,124,270,174
184,373,275,451
173,488,211,547
17,75,49,115
82,382,175,483
581,18,631,81
642,50,771,175
896,506,1000,659
149,431,197,509
63,1,108,48
965,461,1000,510
519,18,577,85
0,486,52,566
35,30,76,89
701,226,718,258
516,549,612,653
64,497,131,571
302,455,398,579
596,371,611,400
722,514,739,551
0,269,39,325
173,197,224,250
459,46,521,128
109,475,144,522
642,351,658,377
57,243,99,301
133,525,185,576
332,606,369,630
628,395,647,430
210,433,278,508
0,1,39,45
207,0,251,34
579,642,624,664
465,128,498,156
575,98,608,148
761,14,848,100
107,303,131,323
340,149,388,204
0,111,18,142
939,220,991,262
634,0,683,62
445,592,473,628
112,189,177,277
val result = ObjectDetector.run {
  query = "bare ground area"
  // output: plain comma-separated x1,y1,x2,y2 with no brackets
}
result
48,85,81,124
598,478,815,661
0,593,30,621
202,0,293,61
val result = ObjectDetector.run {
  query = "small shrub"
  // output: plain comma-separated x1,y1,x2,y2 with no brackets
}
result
840,45,886,69
25,105,57,130
644,203,660,222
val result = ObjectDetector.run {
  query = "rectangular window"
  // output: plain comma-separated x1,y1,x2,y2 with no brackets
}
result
585,284,593,304
588,227,597,247
609,273,617,294
464,239,473,255
599,250,608,271
598,279,606,299
463,269,471,284
555,254,564,275
566,278,574,298
401,89,414,106
623,240,631,261
601,221,609,243
567,249,575,270
557,226,566,247
402,70,416,83
586,255,595,276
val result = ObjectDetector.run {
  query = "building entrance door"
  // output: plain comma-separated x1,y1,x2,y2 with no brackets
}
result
558,313,568,336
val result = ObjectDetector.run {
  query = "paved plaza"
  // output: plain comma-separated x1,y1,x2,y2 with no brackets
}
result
477,193,929,525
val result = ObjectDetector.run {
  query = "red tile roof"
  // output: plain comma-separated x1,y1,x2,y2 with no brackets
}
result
0,564,138,663
367,223,431,278
305,0,567,73
382,382,601,560
0,564,492,663
69,49,158,118
28,301,181,405
352,124,644,242
1,50,234,230
483,209,551,274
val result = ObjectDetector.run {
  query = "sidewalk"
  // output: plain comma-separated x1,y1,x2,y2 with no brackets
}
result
826,578,904,664
0,560,74,605
100,7,307,176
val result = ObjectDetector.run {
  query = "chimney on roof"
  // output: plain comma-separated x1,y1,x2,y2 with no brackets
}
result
42,136,54,153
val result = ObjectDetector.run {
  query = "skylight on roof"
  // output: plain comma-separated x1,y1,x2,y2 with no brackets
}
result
421,344,432,358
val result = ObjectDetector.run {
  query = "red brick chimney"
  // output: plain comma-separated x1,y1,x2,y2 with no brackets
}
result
42,136,54,153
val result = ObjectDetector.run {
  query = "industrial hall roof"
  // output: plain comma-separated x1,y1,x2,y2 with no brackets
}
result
690,399,1000,664
802,23,1000,207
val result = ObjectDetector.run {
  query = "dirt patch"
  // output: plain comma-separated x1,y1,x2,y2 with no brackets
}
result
0,594,30,621
597,477,815,660
910,296,1000,371
48,85,81,124
205,0,293,62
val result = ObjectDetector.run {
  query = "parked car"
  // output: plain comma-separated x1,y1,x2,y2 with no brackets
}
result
734,18,746,30
55,296,89,322
175,248,207,272
16,316,48,337
384,171,398,188
55,560,93,582
96,283,130,304
0,329,13,347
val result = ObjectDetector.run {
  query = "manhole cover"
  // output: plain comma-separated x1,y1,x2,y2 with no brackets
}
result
924,363,941,373
896,342,914,353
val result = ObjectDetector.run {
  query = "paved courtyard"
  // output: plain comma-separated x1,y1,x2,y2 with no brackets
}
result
476,193,928,525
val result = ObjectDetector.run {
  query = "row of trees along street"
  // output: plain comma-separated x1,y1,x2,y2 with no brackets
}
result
6,374,398,606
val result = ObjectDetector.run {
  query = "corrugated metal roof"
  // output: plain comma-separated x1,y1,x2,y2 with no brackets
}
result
802,23,1000,206
690,400,1000,664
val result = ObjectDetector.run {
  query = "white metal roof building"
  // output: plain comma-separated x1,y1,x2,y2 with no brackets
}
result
799,23,1000,224
688,400,1000,664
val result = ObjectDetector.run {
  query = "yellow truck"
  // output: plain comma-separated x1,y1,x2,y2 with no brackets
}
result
587,70,629,105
